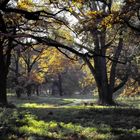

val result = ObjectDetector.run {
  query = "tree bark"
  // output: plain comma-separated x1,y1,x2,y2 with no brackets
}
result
94,57,115,105
95,34,114,105
58,74,63,96
84,55,114,105
0,52,8,105
26,85,32,99
36,85,39,96
84,32,118,105
0,72,8,105
15,50,21,98
83,30,127,105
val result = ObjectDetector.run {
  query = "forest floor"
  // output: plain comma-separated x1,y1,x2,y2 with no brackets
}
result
0,94,140,140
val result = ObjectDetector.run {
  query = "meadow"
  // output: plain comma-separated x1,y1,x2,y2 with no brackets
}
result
0,94,140,140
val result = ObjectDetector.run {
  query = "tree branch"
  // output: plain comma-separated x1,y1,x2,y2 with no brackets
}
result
0,32,127,64
56,47,77,61
114,73,129,93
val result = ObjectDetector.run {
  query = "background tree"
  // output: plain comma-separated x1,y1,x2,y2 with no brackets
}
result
37,48,83,96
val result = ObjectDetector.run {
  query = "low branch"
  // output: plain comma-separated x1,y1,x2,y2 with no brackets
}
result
114,74,129,92
56,47,77,61
83,56,96,76
0,32,127,64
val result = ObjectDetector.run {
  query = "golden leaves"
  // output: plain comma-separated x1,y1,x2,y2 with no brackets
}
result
17,0,35,11
30,71,45,84
85,10,121,29
99,14,114,29
86,11,103,18
37,48,75,76
72,0,84,4
55,28,74,44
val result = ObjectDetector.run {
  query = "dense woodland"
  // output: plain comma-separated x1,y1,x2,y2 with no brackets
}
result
0,0,140,139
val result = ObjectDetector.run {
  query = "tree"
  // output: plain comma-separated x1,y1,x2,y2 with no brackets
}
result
37,48,80,96
10,44,47,97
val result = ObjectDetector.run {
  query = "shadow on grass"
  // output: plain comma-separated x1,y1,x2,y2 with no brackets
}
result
1,103,140,140
17,105,140,140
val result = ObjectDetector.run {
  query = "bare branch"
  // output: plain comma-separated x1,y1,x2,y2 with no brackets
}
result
56,47,77,61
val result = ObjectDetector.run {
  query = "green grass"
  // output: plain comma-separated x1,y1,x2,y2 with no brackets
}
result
116,96,140,108
8,95,74,107
0,95,140,140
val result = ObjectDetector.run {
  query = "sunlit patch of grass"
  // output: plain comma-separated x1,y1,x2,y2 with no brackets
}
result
18,115,111,140
63,105,111,110
7,93,15,96
19,103,55,108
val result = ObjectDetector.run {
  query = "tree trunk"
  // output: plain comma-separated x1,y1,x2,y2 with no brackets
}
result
97,85,115,105
26,85,31,99
0,74,8,105
84,31,126,105
84,32,117,105
0,14,13,106
0,54,8,105
84,56,115,105
15,49,21,98
15,87,20,98
36,85,39,96
94,56,115,105
58,74,63,96
26,66,32,98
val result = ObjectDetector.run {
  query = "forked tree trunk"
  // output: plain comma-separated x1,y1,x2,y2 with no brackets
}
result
86,59,116,105
94,56,115,105
84,32,126,105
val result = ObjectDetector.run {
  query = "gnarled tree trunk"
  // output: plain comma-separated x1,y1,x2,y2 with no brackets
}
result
83,31,127,105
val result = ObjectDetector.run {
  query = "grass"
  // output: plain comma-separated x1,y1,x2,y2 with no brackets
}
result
8,95,74,107
0,94,140,140
116,96,140,108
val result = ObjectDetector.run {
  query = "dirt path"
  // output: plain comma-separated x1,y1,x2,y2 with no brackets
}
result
61,99,94,107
